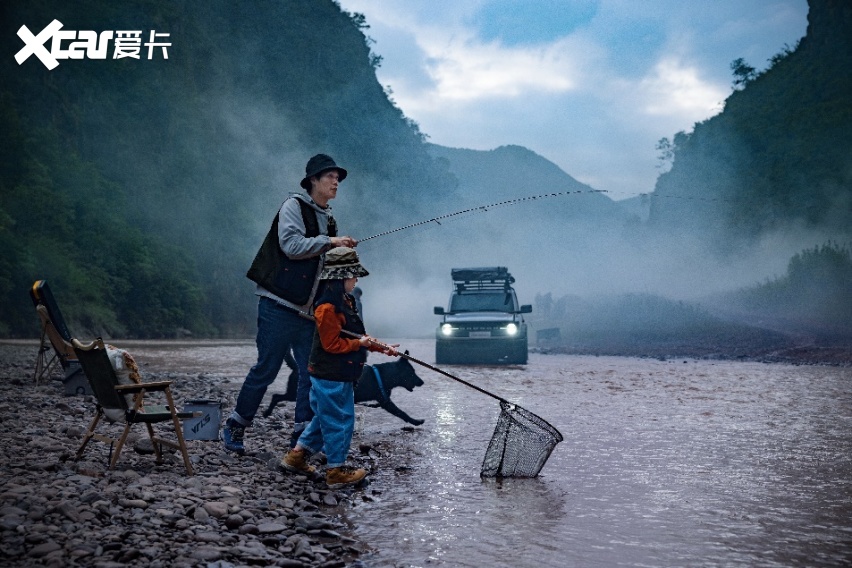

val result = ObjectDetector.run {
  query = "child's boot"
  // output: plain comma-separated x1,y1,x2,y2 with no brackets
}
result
326,466,367,488
281,448,316,474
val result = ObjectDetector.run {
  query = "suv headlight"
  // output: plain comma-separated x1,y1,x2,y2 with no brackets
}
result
505,323,518,336
441,323,453,336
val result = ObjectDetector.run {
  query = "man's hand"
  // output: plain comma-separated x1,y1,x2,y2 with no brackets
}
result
330,236,358,248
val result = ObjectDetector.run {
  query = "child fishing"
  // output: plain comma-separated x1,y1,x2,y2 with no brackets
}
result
282,247,399,487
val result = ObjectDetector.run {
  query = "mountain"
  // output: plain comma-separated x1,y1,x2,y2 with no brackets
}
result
648,0,852,249
425,144,618,215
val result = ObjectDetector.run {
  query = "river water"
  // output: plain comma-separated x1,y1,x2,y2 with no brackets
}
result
122,338,852,567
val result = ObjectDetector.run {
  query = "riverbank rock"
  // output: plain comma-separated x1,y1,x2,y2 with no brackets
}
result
0,344,386,567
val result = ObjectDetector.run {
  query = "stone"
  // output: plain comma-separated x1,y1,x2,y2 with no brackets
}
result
191,545,222,561
294,516,333,530
202,501,230,518
28,540,60,557
118,499,149,509
257,522,288,534
224,514,244,529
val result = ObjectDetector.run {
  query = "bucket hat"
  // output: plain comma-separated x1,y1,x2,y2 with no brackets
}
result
300,154,348,190
320,247,369,280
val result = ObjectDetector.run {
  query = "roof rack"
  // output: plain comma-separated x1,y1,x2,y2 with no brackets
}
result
451,267,515,292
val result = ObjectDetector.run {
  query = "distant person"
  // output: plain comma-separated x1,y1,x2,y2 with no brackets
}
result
223,154,357,455
282,247,399,487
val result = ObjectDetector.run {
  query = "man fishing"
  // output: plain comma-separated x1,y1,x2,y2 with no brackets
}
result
223,154,357,454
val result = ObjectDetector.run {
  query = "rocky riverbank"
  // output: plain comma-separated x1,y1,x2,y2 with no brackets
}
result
0,343,406,568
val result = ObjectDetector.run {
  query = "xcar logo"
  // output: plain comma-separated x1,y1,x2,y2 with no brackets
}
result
15,19,171,70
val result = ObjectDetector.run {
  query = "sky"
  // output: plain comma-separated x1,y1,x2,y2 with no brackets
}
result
336,0,809,198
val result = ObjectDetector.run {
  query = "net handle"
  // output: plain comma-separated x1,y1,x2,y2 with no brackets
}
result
294,309,508,404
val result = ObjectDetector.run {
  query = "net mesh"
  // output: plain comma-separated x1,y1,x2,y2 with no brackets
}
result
480,401,563,478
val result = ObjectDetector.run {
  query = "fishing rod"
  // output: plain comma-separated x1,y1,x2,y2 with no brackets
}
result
357,189,607,243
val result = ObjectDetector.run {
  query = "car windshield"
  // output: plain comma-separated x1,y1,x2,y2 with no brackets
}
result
450,292,514,312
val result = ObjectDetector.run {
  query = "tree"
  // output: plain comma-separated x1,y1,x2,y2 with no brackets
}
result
730,58,757,89
655,130,689,171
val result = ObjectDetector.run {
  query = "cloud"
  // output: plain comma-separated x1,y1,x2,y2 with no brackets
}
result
412,37,583,104
638,57,726,118
338,0,808,195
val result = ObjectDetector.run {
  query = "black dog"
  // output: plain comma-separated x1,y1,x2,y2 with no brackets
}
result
262,351,425,426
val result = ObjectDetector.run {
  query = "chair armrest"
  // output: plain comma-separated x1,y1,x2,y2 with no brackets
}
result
114,381,174,393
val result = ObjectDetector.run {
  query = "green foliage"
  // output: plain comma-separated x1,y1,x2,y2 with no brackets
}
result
730,57,757,89
655,130,689,171
0,0,457,338
732,243,852,334
0,96,208,338
652,2,852,243
767,40,800,69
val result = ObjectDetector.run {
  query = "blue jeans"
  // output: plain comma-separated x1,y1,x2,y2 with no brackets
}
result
298,376,355,468
231,298,315,433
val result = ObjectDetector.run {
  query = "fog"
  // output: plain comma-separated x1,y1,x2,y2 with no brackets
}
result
208,88,848,342
344,192,839,339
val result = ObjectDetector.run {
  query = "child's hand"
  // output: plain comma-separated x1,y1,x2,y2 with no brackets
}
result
361,335,400,356
383,343,400,357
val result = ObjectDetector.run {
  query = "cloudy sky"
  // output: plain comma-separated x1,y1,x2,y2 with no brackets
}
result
336,0,809,198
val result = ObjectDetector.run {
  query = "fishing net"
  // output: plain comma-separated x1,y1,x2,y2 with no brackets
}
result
480,401,563,478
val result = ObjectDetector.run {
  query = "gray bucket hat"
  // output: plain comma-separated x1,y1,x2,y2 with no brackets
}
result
300,154,348,190
321,247,369,280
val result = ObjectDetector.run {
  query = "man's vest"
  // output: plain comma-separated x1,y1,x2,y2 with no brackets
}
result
246,198,337,306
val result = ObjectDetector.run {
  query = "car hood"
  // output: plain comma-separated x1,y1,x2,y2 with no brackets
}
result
443,312,516,324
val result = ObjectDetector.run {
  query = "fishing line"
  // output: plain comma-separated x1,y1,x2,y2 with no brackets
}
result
606,191,732,203
358,189,752,243
358,189,607,243
356,188,748,244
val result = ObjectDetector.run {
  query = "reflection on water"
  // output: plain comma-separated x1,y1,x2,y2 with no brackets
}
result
347,340,852,568
114,339,258,378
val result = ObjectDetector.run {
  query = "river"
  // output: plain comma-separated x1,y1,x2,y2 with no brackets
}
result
119,338,852,567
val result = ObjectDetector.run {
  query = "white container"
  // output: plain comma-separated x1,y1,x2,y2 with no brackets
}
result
182,400,222,441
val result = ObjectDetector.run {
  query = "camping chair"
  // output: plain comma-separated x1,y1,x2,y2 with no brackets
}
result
30,280,84,388
72,337,197,475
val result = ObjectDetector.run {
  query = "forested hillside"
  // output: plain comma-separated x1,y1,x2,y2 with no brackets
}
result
649,0,851,247
0,0,456,337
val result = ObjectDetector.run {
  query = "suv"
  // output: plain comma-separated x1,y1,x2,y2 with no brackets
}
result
433,267,532,364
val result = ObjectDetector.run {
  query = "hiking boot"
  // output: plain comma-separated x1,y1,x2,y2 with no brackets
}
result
281,448,317,475
326,466,367,488
221,418,246,455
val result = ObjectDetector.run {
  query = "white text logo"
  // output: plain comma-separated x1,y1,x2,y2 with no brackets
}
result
15,19,171,70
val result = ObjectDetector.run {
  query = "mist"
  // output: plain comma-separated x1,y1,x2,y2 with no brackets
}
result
348,193,841,340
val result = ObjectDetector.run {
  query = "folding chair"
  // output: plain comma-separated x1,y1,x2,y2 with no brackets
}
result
30,280,85,391
72,337,198,475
